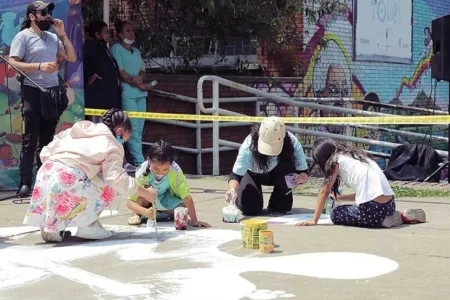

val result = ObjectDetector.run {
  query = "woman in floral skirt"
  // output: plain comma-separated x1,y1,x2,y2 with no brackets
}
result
23,108,157,243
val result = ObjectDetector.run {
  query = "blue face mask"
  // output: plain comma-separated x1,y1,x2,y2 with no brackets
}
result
116,135,124,145
150,168,166,181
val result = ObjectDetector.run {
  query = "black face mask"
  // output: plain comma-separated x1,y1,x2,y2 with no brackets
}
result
35,18,52,31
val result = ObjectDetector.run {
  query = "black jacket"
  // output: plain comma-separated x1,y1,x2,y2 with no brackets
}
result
83,39,122,109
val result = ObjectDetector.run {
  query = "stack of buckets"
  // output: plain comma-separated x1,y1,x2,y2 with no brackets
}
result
240,219,274,254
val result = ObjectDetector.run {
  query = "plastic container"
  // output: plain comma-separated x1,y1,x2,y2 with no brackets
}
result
259,230,274,254
240,219,268,249
325,197,335,215
174,207,188,230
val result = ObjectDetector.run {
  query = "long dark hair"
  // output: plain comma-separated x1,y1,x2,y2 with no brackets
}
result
143,140,174,176
114,19,131,35
85,20,108,39
20,14,32,31
312,137,374,195
101,108,132,134
250,124,296,173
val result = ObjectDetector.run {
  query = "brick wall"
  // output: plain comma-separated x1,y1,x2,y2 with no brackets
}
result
143,75,263,175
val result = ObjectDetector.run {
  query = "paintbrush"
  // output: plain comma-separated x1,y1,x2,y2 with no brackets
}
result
153,206,158,234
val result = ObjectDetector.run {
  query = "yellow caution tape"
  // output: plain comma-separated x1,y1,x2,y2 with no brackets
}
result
85,108,450,125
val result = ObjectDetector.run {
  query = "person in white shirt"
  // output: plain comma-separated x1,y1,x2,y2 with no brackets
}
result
296,137,426,228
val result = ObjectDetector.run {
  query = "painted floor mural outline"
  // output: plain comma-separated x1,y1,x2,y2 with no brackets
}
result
1,225,399,300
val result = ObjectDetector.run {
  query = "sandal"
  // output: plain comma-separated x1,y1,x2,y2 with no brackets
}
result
128,214,142,225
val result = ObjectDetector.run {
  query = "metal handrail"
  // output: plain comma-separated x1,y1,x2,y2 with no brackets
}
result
196,75,449,175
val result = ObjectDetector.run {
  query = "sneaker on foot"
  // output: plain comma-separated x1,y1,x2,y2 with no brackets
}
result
76,221,112,240
381,211,403,228
41,228,63,243
401,208,426,224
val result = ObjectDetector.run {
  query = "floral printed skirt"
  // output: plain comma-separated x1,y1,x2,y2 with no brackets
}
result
23,161,116,233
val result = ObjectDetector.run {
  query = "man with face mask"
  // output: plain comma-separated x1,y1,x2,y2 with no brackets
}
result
9,1,77,196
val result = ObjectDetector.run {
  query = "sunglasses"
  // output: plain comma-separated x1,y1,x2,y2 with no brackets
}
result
34,8,52,17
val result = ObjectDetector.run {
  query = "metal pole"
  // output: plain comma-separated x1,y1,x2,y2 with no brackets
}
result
196,102,202,175
212,79,220,175
103,0,109,24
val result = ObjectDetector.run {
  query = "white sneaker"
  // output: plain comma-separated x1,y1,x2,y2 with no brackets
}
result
76,221,112,240
41,227,63,243
381,211,403,228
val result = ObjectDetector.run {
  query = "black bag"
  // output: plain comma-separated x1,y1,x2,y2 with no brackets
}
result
384,144,443,182
40,75,68,120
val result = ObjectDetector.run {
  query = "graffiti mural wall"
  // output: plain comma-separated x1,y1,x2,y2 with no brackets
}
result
0,0,84,190
258,0,450,176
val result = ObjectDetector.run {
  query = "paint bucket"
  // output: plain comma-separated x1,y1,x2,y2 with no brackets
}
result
240,219,268,249
174,207,188,230
259,230,274,254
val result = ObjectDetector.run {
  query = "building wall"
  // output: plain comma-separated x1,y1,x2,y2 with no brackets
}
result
123,0,450,178
258,0,450,178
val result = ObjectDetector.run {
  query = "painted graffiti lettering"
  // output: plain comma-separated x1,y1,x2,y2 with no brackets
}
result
371,0,399,24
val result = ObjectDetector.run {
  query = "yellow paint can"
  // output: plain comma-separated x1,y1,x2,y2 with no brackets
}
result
259,230,274,254
240,219,268,249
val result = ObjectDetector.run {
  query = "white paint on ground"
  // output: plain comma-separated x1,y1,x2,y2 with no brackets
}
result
246,290,295,300
0,226,39,238
0,225,398,299
267,213,333,225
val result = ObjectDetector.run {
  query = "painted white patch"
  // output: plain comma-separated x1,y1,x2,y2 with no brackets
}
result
0,225,398,299
0,226,39,238
246,289,295,300
99,210,119,218
268,213,333,225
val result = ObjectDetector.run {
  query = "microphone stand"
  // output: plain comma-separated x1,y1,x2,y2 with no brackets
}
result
0,55,47,203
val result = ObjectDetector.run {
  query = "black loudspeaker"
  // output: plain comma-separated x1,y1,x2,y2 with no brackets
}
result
431,15,450,82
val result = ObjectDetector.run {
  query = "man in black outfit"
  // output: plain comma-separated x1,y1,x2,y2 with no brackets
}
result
9,1,76,195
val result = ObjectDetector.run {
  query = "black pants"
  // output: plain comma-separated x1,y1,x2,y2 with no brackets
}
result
235,160,297,215
20,85,58,186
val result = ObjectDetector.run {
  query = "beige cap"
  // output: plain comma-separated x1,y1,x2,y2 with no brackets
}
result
257,116,286,156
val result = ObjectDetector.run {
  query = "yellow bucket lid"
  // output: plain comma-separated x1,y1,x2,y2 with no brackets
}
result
240,219,268,226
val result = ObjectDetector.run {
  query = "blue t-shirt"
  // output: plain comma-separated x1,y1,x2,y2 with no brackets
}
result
9,29,64,88
110,43,148,99
232,132,308,175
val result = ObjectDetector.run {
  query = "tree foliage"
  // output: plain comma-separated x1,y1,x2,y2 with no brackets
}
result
82,0,347,72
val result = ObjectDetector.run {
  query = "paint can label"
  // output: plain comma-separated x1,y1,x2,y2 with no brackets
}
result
174,207,188,230
259,230,274,254
240,219,268,249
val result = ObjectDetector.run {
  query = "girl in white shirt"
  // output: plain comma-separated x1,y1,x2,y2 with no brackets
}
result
296,138,426,228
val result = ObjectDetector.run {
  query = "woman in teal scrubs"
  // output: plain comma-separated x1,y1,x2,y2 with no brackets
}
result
111,20,152,166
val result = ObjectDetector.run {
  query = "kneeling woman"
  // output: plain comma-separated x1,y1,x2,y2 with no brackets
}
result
226,116,309,215
23,109,157,242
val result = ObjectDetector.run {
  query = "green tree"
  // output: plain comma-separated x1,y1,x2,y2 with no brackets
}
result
82,0,347,72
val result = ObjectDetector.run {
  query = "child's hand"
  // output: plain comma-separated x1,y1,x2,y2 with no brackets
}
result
295,219,317,226
294,173,308,185
191,220,211,228
143,208,156,220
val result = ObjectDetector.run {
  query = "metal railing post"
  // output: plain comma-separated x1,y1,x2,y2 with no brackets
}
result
345,99,352,146
195,102,202,175
212,79,220,175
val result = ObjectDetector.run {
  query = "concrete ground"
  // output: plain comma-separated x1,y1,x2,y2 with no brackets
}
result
0,176,449,300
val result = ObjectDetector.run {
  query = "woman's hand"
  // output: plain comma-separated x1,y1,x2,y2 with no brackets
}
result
88,73,102,85
294,173,308,185
132,75,143,85
191,220,211,228
295,219,317,226
225,188,237,203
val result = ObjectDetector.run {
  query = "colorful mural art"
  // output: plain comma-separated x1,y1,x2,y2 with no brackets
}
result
258,0,449,177
0,0,84,191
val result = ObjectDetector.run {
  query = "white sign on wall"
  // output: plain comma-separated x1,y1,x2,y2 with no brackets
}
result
353,0,413,64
